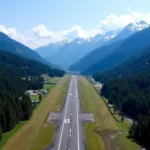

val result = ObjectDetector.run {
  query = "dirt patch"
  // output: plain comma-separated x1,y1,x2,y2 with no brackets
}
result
94,128,121,150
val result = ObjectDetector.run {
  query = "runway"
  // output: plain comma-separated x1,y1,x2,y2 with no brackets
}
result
46,75,95,150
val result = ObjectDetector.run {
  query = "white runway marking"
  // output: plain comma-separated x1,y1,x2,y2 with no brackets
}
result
64,119,70,124
58,79,72,150
76,79,80,150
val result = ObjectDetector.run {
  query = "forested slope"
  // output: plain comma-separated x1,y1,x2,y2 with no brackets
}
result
93,46,150,82
0,50,65,141
0,50,65,77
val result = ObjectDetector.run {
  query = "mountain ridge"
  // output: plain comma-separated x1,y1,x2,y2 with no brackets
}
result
0,32,56,68
70,21,150,73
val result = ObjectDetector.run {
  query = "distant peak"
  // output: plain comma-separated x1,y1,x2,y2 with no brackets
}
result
125,23,134,28
136,20,147,25
123,20,149,32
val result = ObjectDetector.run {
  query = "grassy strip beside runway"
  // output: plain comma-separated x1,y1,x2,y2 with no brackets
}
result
2,76,70,150
79,76,140,150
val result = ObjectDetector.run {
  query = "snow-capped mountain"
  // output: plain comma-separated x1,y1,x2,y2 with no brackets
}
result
44,37,95,67
111,20,149,43
36,20,149,68
36,39,70,57
125,20,149,32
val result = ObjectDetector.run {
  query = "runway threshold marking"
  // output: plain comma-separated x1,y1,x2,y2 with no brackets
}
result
58,78,72,150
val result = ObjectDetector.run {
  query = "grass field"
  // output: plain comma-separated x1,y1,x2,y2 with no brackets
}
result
2,75,70,150
78,76,140,150
0,122,26,149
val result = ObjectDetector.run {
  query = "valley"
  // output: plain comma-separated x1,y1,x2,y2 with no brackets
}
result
1,2,150,149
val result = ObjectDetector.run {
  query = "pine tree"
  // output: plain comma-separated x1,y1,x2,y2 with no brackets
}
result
121,116,124,122
0,124,3,141
39,94,42,101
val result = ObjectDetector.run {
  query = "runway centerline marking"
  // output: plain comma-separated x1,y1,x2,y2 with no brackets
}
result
76,78,80,150
58,78,72,150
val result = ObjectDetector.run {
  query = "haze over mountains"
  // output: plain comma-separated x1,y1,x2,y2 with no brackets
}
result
36,21,149,70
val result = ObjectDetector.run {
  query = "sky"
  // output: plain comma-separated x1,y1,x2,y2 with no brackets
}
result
0,0,150,49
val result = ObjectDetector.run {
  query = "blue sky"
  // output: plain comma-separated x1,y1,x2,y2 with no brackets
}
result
0,0,150,48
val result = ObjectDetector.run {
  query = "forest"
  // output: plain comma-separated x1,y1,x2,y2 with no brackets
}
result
0,50,65,141
0,65,32,140
0,50,65,77
94,71,150,148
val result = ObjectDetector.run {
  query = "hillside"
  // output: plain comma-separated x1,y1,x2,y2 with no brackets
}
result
69,40,122,71
79,26,150,74
0,50,65,77
0,32,53,67
93,46,150,82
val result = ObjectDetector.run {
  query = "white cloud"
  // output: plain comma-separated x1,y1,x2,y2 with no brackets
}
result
1,11,150,49
31,11,150,45
97,11,150,32
32,24,56,38
61,25,103,39
0,25,30,46
0,25,18,37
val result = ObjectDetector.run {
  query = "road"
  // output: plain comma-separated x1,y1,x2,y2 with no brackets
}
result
47,75,85,150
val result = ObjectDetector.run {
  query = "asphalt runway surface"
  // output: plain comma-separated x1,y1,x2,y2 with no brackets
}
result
46,75,95,150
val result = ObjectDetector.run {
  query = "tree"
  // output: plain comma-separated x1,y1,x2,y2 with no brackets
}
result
121,116,124,122
39,94,42,101
21,95,33,120
0,124,3,141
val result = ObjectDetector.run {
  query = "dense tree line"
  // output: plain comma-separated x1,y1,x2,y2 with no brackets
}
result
95,71,150,148
26,76,44,90
0,65,33,140
101,71,150,119
0,65,51,140
129,115,150,149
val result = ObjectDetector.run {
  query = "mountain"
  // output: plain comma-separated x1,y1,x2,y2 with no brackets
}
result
36,21,149,69
70,21,150,73
0,32,54,67
93,46,150,82
0,49,65,77
36,39,69,58
69,39,123,72
45,38,96,68
111,20,149,43
42,30,121,68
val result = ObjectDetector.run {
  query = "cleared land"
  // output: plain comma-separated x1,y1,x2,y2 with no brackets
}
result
79,76,140,150
2,76,69,150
